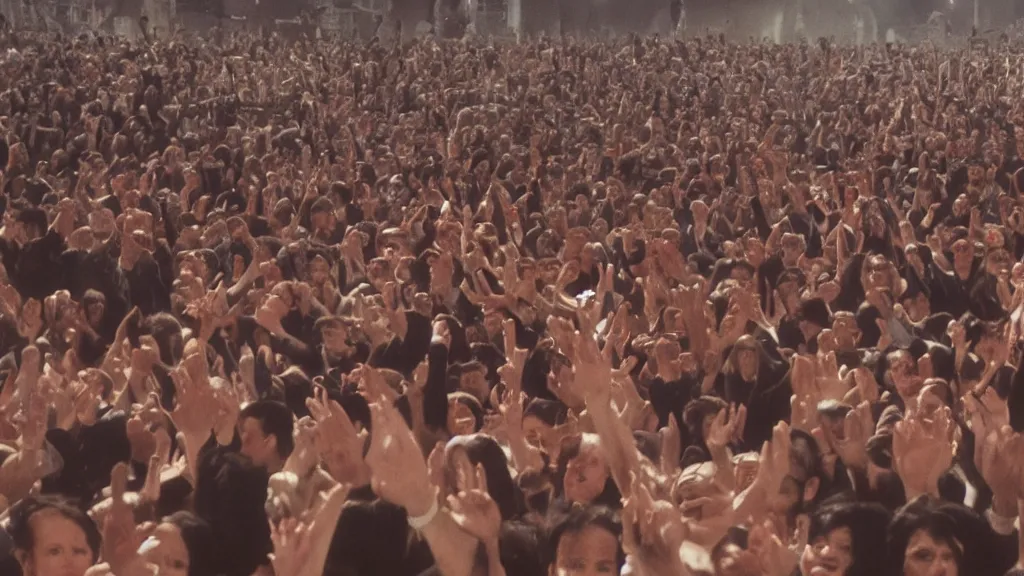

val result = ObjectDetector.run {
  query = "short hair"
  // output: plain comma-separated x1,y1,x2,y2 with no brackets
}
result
8,496,101,563
682,396,728,440
239,400,294,459
808,502,891,576
545,505,624,571
886,497,965,576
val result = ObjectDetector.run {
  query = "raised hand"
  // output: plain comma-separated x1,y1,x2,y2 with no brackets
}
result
102,463,145,576
269,517,313,576
893,408,955,499
748,517,805,576
306,387,369,486
446,463,502,543
979,425,1024,516
835,401,874,470
621,474,689,575
364,391,436,517
167,366,216,440
658,413,682,477
706,404,747,453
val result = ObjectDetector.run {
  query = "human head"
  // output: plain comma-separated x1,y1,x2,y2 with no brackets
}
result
556,433,614,506
799,501,891,576
8,496,101,576
238,400,294,472
140,511,216,576
886,497,964,576
444,434,520,521
771,428,825,521
546,505,624,576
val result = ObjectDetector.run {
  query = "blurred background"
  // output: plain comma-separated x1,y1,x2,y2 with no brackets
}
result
1,0,1023,43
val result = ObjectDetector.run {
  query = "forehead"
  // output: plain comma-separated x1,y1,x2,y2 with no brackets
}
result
239,416,264,434
558,525,618,554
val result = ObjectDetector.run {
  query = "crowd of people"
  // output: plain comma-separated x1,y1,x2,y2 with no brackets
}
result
0,21,1020,576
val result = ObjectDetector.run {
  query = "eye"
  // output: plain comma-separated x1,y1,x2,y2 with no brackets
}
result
911,549,935,563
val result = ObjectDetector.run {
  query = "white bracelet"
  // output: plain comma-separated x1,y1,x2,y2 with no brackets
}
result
984,507,1018,536
406,496,439,530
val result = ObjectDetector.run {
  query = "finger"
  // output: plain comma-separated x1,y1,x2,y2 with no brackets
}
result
305,397,327,421
329,399,357,436
475,463,488,495
679,497,714,513
110,462,129,504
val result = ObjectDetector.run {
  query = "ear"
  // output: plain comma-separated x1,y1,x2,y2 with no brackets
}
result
13,549,30,571
803,476,820,504
266,434,278,456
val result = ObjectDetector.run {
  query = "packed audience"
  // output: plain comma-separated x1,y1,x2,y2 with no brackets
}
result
0,22,1020,576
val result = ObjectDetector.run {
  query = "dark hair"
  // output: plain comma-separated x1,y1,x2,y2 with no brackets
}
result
545,505,624,571
278,367,313,419
498,522,545,576
239,400,295,459
8,496,101,563
453,434,521,521
808,502,891,576
163,511,217,576
682,396,727,443
193,451,272,576
886,497,965,576
141,312,185,366
789,427,828,513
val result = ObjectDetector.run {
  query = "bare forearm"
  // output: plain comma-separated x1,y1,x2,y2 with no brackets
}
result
506,430,544,474
420,511,480,576
484,540,505,576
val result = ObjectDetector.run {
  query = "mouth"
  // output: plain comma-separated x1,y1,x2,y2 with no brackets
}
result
811,559,840,574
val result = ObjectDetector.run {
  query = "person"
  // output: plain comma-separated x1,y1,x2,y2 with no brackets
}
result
798,501,891,576
139,511,217,576
7,496,101,576
546,505,624,576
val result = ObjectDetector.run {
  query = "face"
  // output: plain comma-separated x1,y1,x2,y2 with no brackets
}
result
447,400,476,436
310,256,330,285
522,415,552,450
800,527,854,576
563,440,609,504
140,523,189,576
549,526,618,576
903,530,959,576
459,369,489,402
951,240,972,267
19,510,94,576
866,257,892,291
239,416,277,468
985,248,1011,278
888,351,922,400
86,302,104,329
737,348,757,377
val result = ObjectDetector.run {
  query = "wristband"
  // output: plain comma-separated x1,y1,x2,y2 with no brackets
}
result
984,507,1018,536
407,496,439,530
